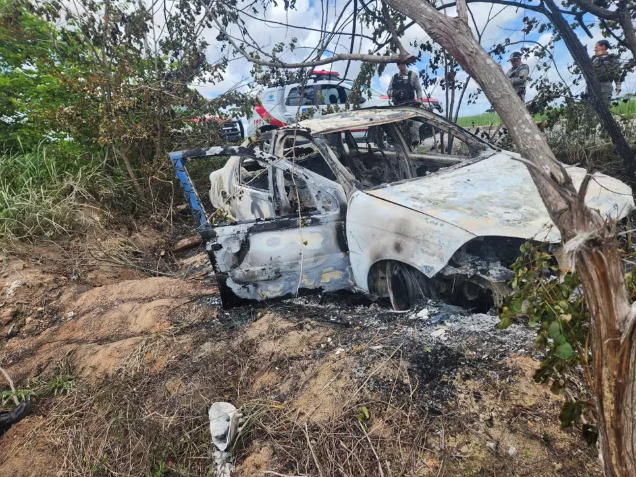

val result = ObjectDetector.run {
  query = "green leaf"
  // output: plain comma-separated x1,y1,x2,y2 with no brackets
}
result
529,309,542,326
548,321,561,339
361,406,370,420
556,342,574,359
559,401,584,428
497,313,512,330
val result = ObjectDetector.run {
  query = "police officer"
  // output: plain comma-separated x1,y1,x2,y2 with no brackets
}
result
506,52,530,101
387,61,424,147
589,39,621,103
388,61,424,105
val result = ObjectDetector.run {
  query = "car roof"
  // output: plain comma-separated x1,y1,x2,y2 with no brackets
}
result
296,107,449,135
296,108,419,134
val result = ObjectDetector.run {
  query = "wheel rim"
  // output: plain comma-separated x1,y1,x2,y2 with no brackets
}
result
386,262,429,311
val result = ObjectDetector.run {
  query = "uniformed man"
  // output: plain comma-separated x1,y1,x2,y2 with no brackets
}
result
506,52,530,101
589,39,621,103
387,61,424,147
388,61,424,105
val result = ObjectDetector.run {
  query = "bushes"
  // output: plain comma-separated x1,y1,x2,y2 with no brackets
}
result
0,145,134,242
542,101,636,182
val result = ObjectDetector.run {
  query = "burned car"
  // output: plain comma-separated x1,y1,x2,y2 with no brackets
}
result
170,106,634,310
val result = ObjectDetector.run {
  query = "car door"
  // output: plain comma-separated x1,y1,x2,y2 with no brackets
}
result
170,145,354,308
231,155,276,221
205,161,354,307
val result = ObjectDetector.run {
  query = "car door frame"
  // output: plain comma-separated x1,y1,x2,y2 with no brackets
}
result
270,129,359,197
170,144,355,308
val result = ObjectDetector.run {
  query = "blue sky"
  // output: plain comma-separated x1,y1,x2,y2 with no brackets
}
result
196,2,635,117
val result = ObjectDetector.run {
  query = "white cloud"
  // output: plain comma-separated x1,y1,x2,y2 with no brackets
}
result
186,1,634,117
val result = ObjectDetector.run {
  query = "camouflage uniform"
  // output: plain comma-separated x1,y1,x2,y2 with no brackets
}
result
589,54,621,103
506,63,530,101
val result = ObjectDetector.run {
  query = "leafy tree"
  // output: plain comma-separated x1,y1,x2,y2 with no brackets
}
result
4,0,256,196
0,2,92,154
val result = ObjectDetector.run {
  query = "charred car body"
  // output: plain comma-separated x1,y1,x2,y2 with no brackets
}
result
170,106,634,310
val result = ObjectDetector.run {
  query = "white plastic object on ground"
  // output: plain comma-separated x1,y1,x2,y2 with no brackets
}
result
209,402,242,477
209,402,240,452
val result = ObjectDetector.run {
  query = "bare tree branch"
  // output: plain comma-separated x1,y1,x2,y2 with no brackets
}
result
617,6,636,61
209,8,410,68
341,0,358,81
437,0,573,15
456,0,469,24
569,0,619,20
381,2,409,55
236,9,377,42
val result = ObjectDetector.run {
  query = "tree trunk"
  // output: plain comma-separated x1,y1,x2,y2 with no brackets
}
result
382,0,636,474
618,4,636,61
453,77,470,123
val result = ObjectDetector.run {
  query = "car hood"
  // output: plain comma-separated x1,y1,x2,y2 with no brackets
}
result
366,152,634,242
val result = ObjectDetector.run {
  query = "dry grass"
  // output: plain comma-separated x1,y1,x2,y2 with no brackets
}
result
0,276,602,477
1,330,599,477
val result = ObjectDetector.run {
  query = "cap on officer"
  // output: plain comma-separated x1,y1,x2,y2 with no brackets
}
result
596,39,610,49
509,51,522,62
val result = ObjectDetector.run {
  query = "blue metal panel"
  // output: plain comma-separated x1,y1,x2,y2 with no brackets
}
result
169,150,208,227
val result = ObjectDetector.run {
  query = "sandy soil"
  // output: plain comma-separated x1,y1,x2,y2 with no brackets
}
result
0,239,601,476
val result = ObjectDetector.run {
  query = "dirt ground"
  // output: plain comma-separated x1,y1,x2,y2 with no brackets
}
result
0,228,601,477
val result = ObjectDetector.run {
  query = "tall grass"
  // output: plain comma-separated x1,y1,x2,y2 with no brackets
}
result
0,146,130,242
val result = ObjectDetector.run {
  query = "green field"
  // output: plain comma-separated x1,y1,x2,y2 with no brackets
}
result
456,112,501,128
456,98,636,128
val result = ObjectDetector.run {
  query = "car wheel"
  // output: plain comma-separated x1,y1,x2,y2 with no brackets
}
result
385,262,435,311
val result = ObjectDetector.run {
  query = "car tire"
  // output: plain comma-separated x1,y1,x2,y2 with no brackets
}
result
385,261,435,311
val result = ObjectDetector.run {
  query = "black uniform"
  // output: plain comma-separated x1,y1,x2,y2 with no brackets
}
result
388,71,423,104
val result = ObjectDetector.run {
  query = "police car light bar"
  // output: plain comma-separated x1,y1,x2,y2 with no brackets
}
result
310,70,340,81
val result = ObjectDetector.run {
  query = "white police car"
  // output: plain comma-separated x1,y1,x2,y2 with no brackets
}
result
247,70,442,137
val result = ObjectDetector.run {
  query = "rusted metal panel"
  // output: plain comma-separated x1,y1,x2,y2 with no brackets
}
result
209,155,276,222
